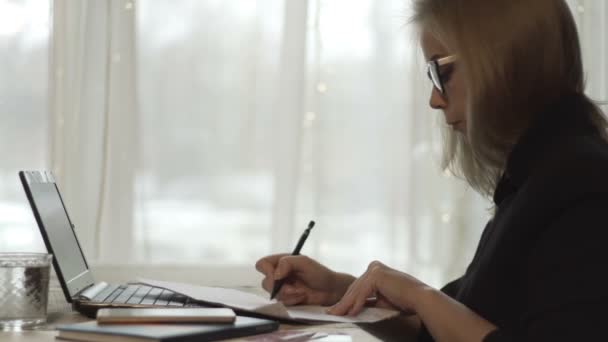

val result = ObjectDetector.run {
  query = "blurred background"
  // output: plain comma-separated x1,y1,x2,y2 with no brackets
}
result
0,0,605,288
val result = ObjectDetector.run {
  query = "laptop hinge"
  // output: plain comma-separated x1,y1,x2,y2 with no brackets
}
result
78,281,109,301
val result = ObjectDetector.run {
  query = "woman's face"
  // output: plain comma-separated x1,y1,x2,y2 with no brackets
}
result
420,30,467,133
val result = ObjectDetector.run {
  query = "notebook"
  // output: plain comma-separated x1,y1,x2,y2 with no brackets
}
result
56,316,279,342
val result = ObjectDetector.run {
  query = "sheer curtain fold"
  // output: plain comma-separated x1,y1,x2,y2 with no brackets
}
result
51,0,104,259
51,0,138,262
0,0,51,253
270,0,309,253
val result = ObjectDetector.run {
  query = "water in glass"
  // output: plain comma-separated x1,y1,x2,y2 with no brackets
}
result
0,253,52,330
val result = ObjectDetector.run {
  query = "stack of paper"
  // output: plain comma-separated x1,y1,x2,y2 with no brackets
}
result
138,279,399,324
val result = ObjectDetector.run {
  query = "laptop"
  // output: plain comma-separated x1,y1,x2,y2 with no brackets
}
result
19,170,207,318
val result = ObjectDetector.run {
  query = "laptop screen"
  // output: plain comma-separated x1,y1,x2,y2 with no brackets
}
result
20,171,95,300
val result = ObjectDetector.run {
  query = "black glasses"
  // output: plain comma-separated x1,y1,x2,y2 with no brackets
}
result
427,55,457,95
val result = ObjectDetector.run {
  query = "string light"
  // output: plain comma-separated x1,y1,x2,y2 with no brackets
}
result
305,111,317,122
316,82,327,93
303,112,316,128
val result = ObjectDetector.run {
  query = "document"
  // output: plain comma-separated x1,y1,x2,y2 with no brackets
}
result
245,330,352,342
138,279,399,324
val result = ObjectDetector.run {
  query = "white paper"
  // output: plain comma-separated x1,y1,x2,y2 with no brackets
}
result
137,278,399,324
245,330,351,342
286,305,399,323
139,278,277,310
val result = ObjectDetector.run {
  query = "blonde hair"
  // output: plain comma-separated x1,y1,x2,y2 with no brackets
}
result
411,0,608,197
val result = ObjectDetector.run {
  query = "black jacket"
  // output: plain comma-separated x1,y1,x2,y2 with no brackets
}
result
419,94,608,341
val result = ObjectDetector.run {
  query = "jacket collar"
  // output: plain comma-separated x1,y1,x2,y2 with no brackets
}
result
493,93,601,205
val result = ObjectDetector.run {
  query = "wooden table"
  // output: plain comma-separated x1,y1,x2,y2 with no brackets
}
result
1,281,419,342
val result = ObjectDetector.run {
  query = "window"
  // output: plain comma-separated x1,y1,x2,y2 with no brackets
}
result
19,0,605,287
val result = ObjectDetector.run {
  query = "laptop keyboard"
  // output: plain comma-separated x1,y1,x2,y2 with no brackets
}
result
91,284,191,307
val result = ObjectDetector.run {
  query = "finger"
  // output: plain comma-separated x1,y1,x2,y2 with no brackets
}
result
279,284,299,296
257,256,289,296
327,280,361,316
345,266,385,316
328,294,354,316
335,273,361,303
278,292,306,306
328,269,375,316
255,253,291,276
261,276,274,293
373,293,400,310
271,281,300,298
367,260,385,271
373,296,395,309
275,285,306,305
274,255,312,280
346,284,372,316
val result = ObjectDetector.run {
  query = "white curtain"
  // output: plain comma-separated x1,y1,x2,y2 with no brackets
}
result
0,0,605,288
0,0,51,253
50,0,139,264
570,0,608,107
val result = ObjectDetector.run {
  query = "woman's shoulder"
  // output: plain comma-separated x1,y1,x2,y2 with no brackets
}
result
500,129,608,237
530,131,608,199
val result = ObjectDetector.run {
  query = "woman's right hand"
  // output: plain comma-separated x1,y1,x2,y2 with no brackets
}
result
255,254,355,306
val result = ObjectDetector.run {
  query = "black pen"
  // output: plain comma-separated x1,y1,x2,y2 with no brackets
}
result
270,220,315,300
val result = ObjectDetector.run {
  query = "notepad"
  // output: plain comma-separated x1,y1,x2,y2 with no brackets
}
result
137,278,399,324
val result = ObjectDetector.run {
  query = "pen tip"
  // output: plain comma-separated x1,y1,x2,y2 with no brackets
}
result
308,221,315,229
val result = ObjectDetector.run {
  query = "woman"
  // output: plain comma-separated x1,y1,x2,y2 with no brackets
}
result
256,0,608,341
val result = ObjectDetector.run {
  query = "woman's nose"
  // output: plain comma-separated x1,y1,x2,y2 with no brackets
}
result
429,87,447,110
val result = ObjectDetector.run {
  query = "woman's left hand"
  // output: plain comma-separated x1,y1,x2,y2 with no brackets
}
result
327,260,429,316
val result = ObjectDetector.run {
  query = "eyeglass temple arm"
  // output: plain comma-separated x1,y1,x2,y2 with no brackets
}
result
436,55,457,66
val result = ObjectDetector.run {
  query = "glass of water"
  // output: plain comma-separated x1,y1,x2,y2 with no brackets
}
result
0,253,52,330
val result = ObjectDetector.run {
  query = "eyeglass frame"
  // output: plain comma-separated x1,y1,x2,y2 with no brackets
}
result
427,55,457,95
